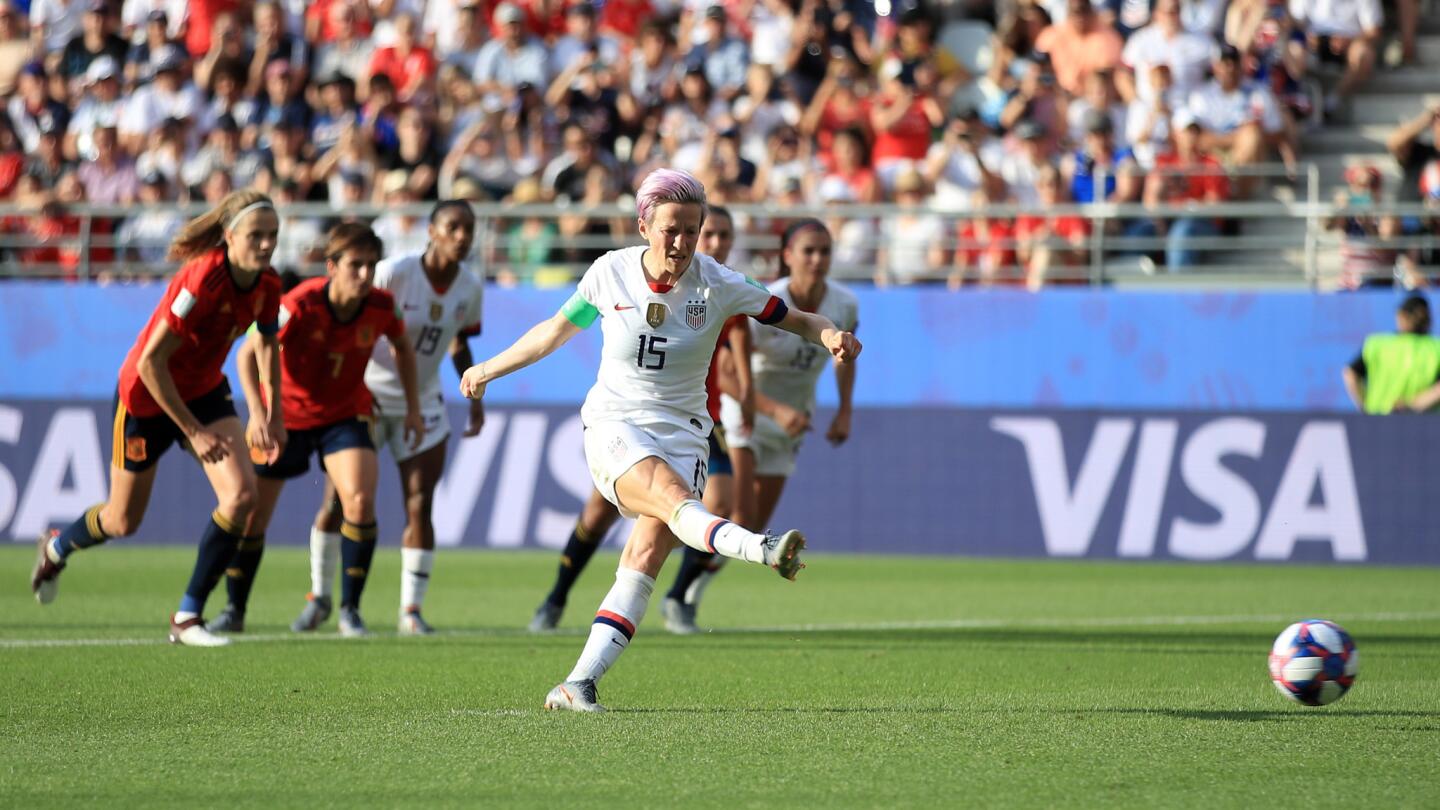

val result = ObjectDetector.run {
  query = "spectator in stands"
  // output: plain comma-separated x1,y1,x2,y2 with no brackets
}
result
542,120,617,202
118,46,200,155
372,169,429,254
312,2,375,87
313,118,376,206
1187,44,1284,195
254,112,315,199
925,109,1002,211
1065,68,1128,152
10,63,70,154
134,115,185,188
625,19,679,112
435,1,489,70
201,65,261,138
1125,62,1177,170
1000,56,1063,155
818,125,878,203
76,122,138,204
1228,0,1312,166
1117,0,1214,106
659,66,729,171
684,4,748,103
755,122,822,202
1328,165,1400,288
1034,0,1123,97
600,0,653,42
0,115,21,199
365,13,435,103
1064,108,1141,205
887,6,968,101
26,116,74,190
1343,296,1440,413
870,57,944,195
0,2,26,98
246,1,308,96
377,106,440,200
1289,0,1381,117
875,167,945,285
1016,165,1091,289
1144,109,1230,269
999,119,1058,208
193,11,252,93
185,113,266,193
799,52,874,171
199,165,234,203
441,118,520,201
732,64,802,166
116,171,183,265
1388,104,1440,203
311,72,361,156
29,0,83,55
498,176,559,286
551,3,622,83
254,60,309,138
65,56,121,161
694,125,759,199
953,186,1019,287
308,0,373,44
473,2,550,110
556,163,626,267
60,1,128,92
546,45,624,154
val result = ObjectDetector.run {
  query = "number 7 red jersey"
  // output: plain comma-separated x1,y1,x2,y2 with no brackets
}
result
276,277,405,430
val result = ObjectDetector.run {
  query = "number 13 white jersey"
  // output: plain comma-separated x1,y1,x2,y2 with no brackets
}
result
573,246,786,438
749,277,859,414
364,253,484,414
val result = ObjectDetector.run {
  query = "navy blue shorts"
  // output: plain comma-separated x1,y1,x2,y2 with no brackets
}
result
707,428,733,477
257,417,375,480
112,379,238,472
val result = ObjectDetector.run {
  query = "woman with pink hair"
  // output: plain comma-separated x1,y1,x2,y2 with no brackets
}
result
459,168,861,712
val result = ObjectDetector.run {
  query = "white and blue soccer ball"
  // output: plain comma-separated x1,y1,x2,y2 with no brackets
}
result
1268,619,1358,706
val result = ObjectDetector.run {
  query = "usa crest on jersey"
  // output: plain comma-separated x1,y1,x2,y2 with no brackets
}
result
685,299,707,330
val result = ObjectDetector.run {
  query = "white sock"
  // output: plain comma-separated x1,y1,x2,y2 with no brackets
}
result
684,558,727,605
310,527,341,598
400,548,434,612
666,499,766,563
566,567,655,683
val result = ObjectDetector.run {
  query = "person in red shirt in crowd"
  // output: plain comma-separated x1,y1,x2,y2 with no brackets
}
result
869,57,944,195
1016,165,1092,289
31,190,285,648
952,186,1019,287
184,0,239,59
208,223,424,637
528,205,754,635
819,126,880,203
599,0,651,39
801,53,874,171
307,0,374,44
1144,108,1231,270
366,13,435,103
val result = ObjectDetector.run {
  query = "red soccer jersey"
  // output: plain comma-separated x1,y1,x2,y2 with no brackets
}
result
118,249,281,418
276,277,404,430
704,315,745,423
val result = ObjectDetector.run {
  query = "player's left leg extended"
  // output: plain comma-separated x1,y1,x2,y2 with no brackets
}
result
396,439,446,635
327,444,380,638
172,416,259,647
545,517,676,713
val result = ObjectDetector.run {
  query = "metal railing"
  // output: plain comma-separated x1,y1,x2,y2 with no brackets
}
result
2,164,1437,289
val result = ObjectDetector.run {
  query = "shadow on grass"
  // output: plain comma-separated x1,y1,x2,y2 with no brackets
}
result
712,627,1440,650
610,705,957,715
1074,707,1440,722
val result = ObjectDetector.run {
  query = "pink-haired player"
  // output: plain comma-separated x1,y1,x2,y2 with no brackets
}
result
460,169,861,712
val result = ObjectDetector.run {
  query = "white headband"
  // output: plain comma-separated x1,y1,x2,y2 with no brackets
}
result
226,201,275,230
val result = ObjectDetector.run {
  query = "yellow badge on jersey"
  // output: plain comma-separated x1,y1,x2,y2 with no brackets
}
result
646,302,666,329
429,302,443,322
358,325,375,347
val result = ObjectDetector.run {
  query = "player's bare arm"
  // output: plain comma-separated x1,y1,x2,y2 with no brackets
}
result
460,313,582,400
774,308,862,363
828,348,857,446
390,330,427,449
236,331,285,464
449,333,485,436
728,318,757,434
136,320,231,464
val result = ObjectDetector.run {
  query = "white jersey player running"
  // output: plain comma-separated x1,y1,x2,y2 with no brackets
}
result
292,201,486,636
693,219,860,616
460,169,861,712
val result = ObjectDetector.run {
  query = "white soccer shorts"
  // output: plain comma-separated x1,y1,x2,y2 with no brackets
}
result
583,419,709,519
371,398,450,463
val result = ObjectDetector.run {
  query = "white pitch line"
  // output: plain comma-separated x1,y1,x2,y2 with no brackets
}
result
1,611,1436,651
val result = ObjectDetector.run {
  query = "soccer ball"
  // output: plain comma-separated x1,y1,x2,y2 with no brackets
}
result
1268,619,1358,706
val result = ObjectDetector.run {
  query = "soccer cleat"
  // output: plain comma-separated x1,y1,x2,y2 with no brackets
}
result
528,601,563,632
760,529,807,581
290,594,333,632
398,607,434,636
543,679,605,713
206,606,245,633
169,614,232,647
31,530,64,605
338,606,369,638
661,597,700,635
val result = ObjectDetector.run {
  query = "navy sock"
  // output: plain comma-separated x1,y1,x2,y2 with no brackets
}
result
179,511,243,615
665,546,716,602
53,504,111,560
545,523,603,608
340,520,378,610
224,535,266,613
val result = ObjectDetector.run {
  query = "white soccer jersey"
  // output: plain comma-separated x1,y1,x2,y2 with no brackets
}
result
364,253,484,413
572,246,785,437
748,277,859,414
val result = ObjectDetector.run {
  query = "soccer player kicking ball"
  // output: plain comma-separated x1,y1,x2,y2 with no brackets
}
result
208,223,425,637
30,191,285,647
460,169,861,712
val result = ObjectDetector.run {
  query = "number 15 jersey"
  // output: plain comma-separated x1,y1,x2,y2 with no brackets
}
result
569,246,788,438
364,253,484,415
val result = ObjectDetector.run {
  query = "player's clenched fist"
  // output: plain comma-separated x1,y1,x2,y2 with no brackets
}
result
824,330,862,363
460,364,488,400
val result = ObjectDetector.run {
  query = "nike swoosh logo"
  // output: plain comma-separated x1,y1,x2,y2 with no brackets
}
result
610,639,625,648
614,304,634,311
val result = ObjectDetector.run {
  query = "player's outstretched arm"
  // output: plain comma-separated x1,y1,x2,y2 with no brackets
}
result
460,312,582,400
774,308,862,363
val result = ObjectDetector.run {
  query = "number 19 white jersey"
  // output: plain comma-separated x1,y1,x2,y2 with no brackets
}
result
573,246,786,438
364,253,485,414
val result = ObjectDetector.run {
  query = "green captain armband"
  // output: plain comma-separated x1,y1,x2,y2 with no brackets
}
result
744,276,766,291
560,291,600,329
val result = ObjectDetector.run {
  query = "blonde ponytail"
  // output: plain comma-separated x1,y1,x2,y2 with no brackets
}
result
166,189,274,262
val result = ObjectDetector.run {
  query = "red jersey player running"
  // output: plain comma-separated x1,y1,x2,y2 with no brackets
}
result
31,190,286,647
211,223,424,637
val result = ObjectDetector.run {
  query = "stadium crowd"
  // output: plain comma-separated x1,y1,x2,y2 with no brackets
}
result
0,0,1433,286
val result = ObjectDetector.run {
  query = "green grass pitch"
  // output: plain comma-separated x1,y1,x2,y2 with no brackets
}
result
3,546,1438,808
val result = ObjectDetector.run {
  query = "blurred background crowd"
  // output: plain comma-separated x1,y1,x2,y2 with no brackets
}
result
1,0,1437,286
